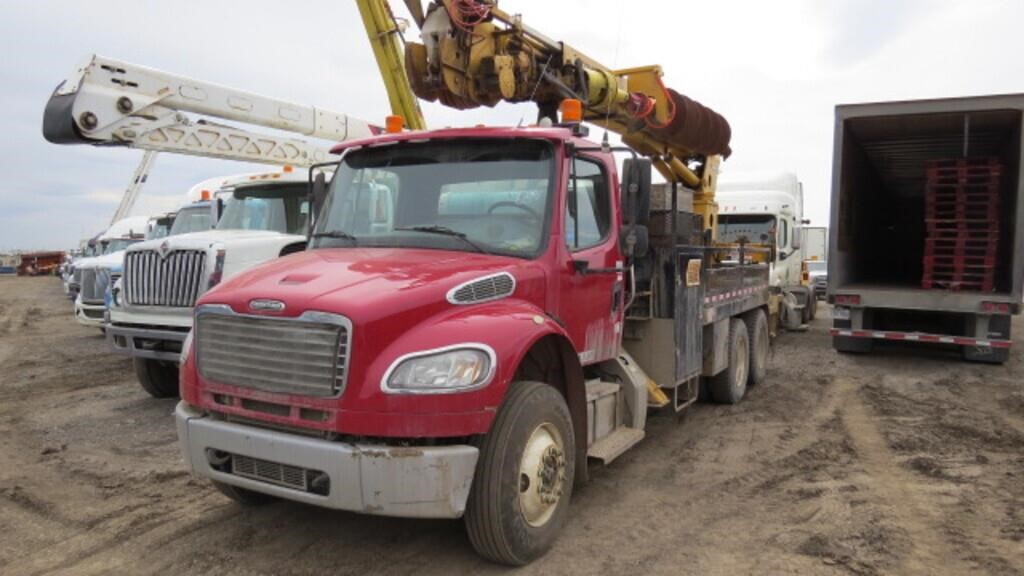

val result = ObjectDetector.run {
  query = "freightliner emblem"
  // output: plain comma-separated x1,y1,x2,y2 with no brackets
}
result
249,299,286,312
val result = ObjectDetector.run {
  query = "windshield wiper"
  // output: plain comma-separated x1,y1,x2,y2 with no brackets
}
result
394,225,490,255
311,230,358,244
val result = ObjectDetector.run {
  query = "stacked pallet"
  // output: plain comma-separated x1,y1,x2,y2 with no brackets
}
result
922,158,1001,291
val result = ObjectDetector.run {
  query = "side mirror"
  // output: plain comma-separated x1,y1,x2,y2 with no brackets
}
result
310,172,328,226
621,158,652,226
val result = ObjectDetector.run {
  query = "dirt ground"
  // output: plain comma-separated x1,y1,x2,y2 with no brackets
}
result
0,276,1022,576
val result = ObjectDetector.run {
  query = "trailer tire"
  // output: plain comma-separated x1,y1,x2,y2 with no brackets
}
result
744,309,769,387
709,319,750,404
212,481,275,505
134,358,180,398
832,335,873,354
465,381,575,566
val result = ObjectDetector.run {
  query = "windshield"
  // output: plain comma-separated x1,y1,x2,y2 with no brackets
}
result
146,221,172,240
313,139,554,258
718,215,776,245
807,261,828,272
217,184,309,235
102,238,139,254
169,206,213,236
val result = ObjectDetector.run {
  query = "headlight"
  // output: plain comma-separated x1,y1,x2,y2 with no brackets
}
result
383,346,495,394
109,276,123,308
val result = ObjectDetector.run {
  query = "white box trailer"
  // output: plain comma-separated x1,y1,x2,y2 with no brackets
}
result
828,94,1024,363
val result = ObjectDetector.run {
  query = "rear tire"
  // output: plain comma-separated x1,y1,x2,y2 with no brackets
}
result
134,358,180,398
744,309,769,387
806,297,817,322
465,381,575,566
212,481,276,505
709,319,750,404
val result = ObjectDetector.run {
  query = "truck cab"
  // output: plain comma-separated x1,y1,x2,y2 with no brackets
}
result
108,169,312,398
718,172,815,325
176,125,771,565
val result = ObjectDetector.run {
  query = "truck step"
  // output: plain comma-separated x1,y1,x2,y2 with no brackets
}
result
587,427,645,464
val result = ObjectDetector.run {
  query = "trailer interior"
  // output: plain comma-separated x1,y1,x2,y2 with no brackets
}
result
835,108,1021,294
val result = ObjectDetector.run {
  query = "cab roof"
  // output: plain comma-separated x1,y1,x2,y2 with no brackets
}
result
330,125,595,155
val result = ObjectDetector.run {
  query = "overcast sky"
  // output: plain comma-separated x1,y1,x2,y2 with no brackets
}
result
1,0,1022,251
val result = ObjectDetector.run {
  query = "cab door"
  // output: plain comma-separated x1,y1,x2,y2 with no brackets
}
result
556,154,624,365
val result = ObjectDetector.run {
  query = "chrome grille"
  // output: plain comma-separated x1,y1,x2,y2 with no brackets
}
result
448,272,516,304
196,311,350,397
72,268,82,284
79,268,97,301
232,454,307,490
82,268,112,303
124,250,206,307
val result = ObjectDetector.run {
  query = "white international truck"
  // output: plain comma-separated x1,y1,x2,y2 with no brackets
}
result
73,216,149,329
107,169,315,396
717,172,816,326
43,54,378,397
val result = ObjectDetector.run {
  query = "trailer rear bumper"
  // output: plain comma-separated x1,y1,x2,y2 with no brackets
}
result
175,403,479,519
829,328,1011,349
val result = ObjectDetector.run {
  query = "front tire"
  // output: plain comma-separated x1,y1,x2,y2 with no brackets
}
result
709,318,750,404
465,381,575,566
134,358,180,398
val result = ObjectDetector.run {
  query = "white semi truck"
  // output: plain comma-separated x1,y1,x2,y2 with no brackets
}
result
44,54,378,397
718,172,816,326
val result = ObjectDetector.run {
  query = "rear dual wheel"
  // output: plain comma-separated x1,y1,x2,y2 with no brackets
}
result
709,318,751,405
465,381,575,566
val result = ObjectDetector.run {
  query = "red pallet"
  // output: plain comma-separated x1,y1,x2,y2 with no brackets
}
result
926,157,1002,178
922,158,1002,292
924,255,997,267
925,206,1001,221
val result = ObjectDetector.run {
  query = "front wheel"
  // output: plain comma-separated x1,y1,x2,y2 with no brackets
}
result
465,381,575,566
134,358,180,398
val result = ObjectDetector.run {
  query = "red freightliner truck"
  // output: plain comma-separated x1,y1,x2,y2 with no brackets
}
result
176,121,774,564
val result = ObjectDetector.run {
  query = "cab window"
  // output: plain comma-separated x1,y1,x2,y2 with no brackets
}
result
565,157,610,251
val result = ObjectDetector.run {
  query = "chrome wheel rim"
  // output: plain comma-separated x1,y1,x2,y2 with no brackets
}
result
518,422,566,527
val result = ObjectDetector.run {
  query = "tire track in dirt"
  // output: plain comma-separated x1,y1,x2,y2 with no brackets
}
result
837,376,975,575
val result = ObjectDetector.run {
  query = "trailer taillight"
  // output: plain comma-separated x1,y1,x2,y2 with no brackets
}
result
835,294,861,306
981,301,1011,314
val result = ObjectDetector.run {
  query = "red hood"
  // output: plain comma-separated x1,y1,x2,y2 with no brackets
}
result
199,247,544,324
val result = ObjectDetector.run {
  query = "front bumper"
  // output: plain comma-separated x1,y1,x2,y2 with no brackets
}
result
175,403,479,519
75,300,106,328
108,323,190,361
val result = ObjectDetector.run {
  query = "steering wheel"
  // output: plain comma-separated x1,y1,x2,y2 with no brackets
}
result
487,201,541,221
